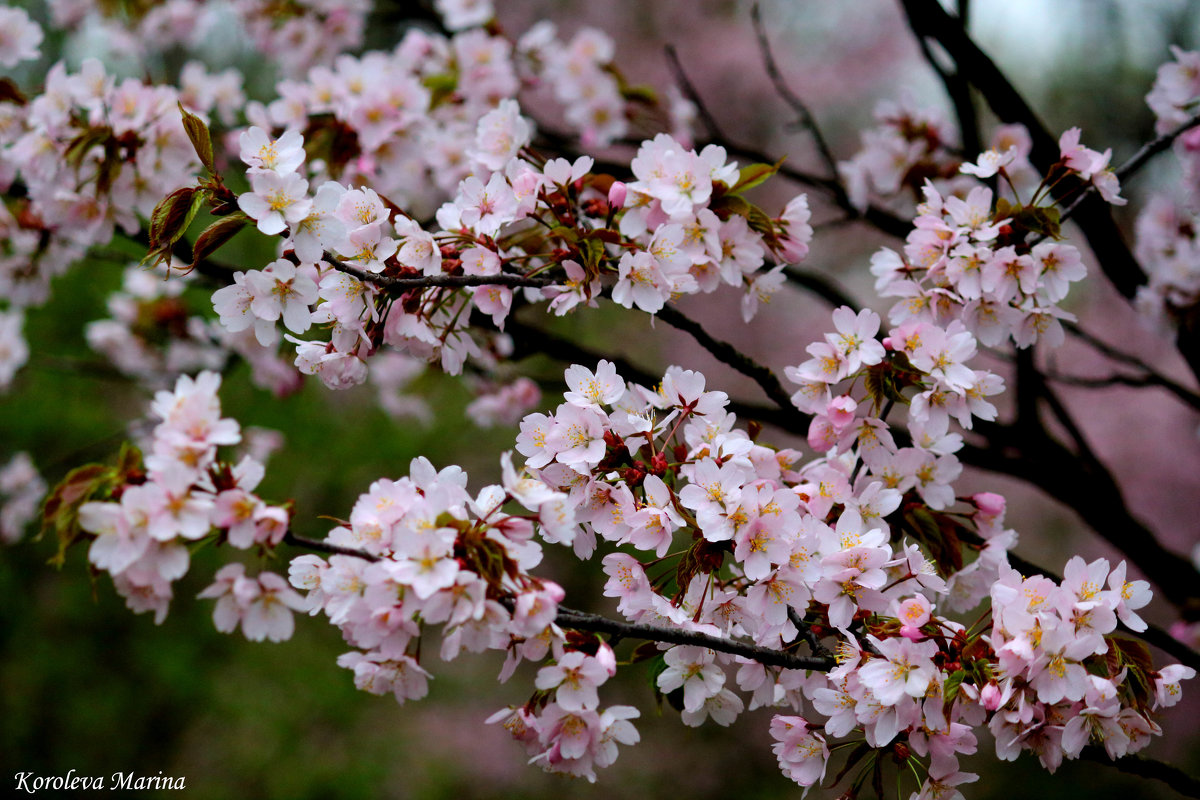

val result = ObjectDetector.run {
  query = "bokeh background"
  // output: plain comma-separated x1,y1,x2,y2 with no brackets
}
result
3,1,1200,798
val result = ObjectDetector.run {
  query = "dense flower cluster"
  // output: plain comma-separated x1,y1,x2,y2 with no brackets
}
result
1136,46,1200,333
45,0,368,76
865,128,1129,351
211,117,810,388
6,4,1200,799
73,372,291,623
0,57,200,393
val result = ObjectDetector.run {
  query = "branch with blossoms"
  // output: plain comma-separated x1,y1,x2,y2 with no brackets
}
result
5,2,1200,798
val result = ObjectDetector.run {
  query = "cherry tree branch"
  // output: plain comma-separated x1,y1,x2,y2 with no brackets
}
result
654,304,805,425
898,0,1200,386
963,419,1200,615
1080,747,1200,799
749,4,844,190
783,265,862,312
282,531,834,671
1058,108,1200,226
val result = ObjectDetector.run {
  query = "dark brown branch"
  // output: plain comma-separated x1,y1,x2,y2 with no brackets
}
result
282,531,834,671
962,420,1200,614
557,606,834,671
654,304,806,426
1058,109,1200,225
1080,747,1200,799
324,253,556,290
663,44,726,144
784,265,862,312
903,14,981,160
1043,369,1200,412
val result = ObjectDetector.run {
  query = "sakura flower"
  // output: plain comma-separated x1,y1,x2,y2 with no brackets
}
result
657,646,726,712
536,650,612,711
246,259,319,334
0,7,42,68
238,171,312,235
239,127,306,175
770,715,829,788
469,99,532,170
611,251,670,313
960,146,1016,178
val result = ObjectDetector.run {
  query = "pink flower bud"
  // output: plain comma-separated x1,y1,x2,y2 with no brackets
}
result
608,181,627,210
806,414,837,453
826,395,858,432
776,235,809,264
980,682,1003,711
899,625,923,641
973,492,1006,517
1183,126,1200,153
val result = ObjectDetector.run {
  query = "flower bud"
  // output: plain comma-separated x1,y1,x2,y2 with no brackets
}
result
980,682,1003,711
608,181,627,210
972,492,1006,517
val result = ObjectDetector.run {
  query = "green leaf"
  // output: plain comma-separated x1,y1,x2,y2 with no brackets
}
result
63,127,112,171
421,73,459,109
944,669,967,702
708,193,752,221
731,159,783,194
178,103,215,174
577,238,604,272
619,84,658,105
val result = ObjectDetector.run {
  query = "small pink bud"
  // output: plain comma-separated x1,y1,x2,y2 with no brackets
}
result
881,336,895,350
806,415,837,453
826,395,858,432
899,625,923,641
608,181,627,210
776,235,809,264
1182,127,1200,153
981,682,1003,711
973,492,1006,517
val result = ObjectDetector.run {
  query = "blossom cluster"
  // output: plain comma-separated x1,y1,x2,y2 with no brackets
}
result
45,336,1193,795
1136,47,1200,333
214,116,810,390
283,451,642,782
0,57,201,393
86,264,301,396
866,135,1116,350
74,372,291,623
44,0,368,77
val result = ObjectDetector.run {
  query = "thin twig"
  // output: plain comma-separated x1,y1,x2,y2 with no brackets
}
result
750,4,843,185
1059,321,1200,409
654,304,805,425
663,44,725,143
1042,369,1200,412
1058,109,1200,225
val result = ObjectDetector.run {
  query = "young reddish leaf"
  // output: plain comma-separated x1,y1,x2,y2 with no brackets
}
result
178,103,215,174
40,463,119,568
191,212,248,271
